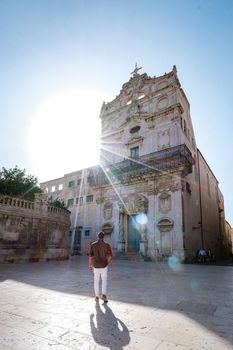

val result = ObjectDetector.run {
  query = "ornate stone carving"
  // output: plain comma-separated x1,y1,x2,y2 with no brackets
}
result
96,197,105,205
103,202,113,220
125,136,144,146
119,193,148,215
157,96,169,110
157,176,173,192
157,218,174,232
157,129,170,150
157,81,167,91
158,192,171,214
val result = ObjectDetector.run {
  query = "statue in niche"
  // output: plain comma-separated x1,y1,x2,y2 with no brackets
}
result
158,192,171,214
120,193,148,215
135,194,148,213
103,202,113,220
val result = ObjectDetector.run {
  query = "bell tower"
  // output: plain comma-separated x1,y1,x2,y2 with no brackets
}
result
100,64,196,169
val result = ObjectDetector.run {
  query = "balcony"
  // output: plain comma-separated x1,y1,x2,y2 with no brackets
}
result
89,144,194,187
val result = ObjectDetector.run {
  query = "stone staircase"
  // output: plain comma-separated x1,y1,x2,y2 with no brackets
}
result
115,251,150,262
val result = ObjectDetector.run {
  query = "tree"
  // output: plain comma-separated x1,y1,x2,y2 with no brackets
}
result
0,166,42,200
48,196,65,209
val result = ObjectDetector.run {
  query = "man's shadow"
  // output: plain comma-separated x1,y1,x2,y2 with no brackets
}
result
90,302,130,350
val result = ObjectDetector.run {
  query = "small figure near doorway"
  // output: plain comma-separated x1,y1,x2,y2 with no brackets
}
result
207,249,215,262
197,248,208,263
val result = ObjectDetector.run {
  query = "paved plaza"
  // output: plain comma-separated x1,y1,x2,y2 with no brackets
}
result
0,256,233,350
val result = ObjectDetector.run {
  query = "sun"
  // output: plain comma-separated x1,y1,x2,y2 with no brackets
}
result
27,89,108,182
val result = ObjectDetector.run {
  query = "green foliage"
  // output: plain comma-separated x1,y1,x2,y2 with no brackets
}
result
0,166,42,200
48,196,65,209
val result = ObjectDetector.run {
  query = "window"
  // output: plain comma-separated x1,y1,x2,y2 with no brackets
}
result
130,146,139,159
186,182,191,194
86,195,93,203
87,175,95,186
194,155,199,181
130,146,139,166
130,126,141,134
45,187,48,193
76,197,83,205
77,179,81,186
51,185,56,192
59,184,63,190
184,120,187,135
207,173,211,197
67,198,74,207
192,138,195,150
84,229,90,237
68,180,75,188
138,93,145,100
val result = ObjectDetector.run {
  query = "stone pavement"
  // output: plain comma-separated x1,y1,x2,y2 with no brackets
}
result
0,256,233,350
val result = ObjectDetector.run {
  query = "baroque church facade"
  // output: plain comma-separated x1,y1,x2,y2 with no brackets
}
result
40,65,227,262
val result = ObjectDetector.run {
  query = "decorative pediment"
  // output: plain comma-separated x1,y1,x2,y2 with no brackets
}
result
119,193,148,215
120,73,149,96
120,113,147,128
125,136,144,146
157,218,174,232
102,222,113,235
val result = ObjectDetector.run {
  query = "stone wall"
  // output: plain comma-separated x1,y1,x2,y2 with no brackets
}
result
0,193,70,263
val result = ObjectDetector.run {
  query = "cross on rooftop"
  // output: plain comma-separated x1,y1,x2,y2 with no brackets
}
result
131,62,142,76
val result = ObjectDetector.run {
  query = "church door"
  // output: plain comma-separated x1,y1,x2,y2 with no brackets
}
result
128,215,140,252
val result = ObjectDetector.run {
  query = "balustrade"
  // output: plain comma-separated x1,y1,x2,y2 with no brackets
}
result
90,144,194,186
0,195,34,209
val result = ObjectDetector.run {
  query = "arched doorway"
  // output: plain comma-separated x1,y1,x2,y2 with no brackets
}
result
128,215,140,252
119,193,148,253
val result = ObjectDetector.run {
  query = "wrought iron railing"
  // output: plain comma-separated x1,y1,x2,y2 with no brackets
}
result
89,144,194,186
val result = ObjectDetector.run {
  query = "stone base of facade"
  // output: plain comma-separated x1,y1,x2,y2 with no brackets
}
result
0,247,69,264
139,240,148,256
117,240,126,253
146,247,185,263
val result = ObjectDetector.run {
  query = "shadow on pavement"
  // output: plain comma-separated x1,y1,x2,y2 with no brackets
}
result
90,303,130,350
0,255,232,347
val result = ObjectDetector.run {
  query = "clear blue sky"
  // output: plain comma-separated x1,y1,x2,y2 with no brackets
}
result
0,0,232,225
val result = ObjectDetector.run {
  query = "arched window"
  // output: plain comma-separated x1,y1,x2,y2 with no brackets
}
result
184,120,187,135
180,117,183,129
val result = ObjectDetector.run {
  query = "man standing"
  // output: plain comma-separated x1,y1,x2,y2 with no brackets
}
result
89,231,112,303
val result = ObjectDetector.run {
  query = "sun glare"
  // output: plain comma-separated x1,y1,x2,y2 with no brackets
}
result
28,89,108,182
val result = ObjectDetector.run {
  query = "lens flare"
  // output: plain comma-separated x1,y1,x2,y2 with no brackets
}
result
167,255,183,272
134,213,148,232
135,213,148,225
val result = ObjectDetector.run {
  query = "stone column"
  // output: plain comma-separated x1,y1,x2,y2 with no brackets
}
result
139,229,148,257
140,237,148,256
117,211,125,252
34,193,48,215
